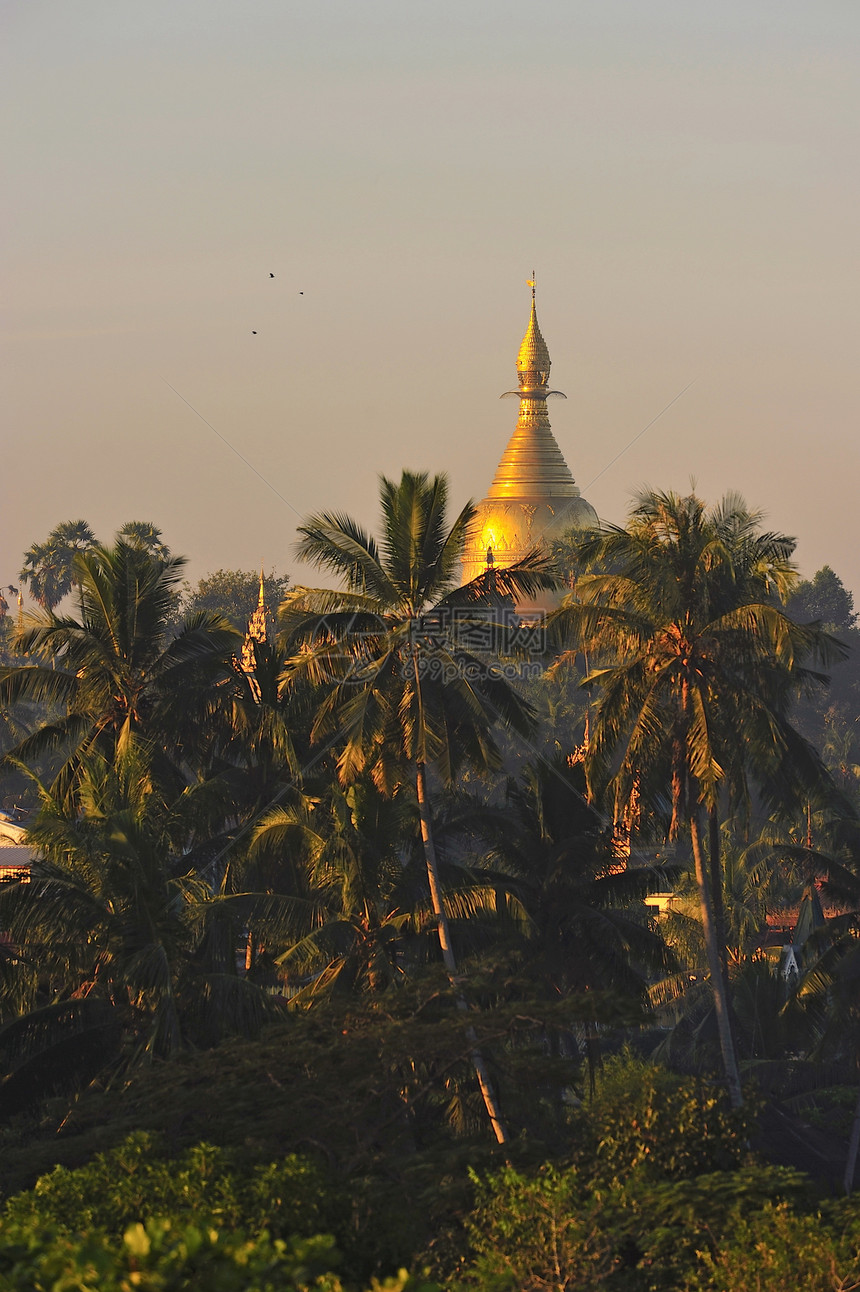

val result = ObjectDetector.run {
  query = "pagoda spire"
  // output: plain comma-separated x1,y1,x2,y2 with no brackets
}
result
492,281,576,500
240,567,272,701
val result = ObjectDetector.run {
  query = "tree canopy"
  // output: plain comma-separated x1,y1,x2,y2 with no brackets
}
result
787,565,857,632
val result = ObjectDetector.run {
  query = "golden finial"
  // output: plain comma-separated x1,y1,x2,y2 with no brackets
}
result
516,277,550,388
258,565,265,609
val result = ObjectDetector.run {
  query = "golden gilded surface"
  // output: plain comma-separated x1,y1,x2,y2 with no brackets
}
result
516,297,552,388
241,569,271,693
461,286,598,607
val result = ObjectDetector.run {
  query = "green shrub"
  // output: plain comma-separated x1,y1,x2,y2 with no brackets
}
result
697,1201,860,1291
614,1164,813,1289
0,1218,439,1291
1,1130,338,1240
572,1054,751,1186
0,1134,442,1291
454,1159,822,1290
456,1163,614,1290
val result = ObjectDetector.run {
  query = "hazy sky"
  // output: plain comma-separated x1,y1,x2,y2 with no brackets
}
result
3,0,859,604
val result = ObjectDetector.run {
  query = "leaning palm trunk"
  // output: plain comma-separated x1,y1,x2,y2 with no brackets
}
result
708,806,741,1072
708,809,730,987
416,760,509,1145
844,1086,860,1194
690,808,744,1108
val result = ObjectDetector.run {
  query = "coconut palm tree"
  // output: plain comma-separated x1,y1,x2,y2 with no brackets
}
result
549,488,845,1107
251,774,524,1002
250,779,421,999
484,755,674,1001
280,469,559,1142
0,540,239,805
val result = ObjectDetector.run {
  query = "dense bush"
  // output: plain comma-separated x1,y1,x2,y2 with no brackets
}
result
699,1199,860,1291
1,1131,337,1240
4,1056,860,1290
567,1053,752,1184
455,1161,859,1290
449,1057,856,1290
0,1134,439,1291
458,1163,614,1289
0,1221,438,1292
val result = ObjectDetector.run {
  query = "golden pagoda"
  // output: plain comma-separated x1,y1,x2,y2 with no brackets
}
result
460,283,598,611
240,569,271,701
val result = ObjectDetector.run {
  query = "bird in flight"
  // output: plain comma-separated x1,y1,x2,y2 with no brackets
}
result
252,330,257,334
269,273,275,278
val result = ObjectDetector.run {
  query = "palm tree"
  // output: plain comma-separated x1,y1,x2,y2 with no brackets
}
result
0,742,284,1111
487,755,674,1001
251,775,522,1003
19,520,96,611
0,540,239,805
280,469,558,1142
115,520,171,560
549,488,844,1107
250,779,421,999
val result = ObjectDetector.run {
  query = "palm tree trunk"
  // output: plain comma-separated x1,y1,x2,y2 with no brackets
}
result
844,1085,860,1194
708,808,742,1062
690,808,744,1109
707,809,729,985
415,759,509,1146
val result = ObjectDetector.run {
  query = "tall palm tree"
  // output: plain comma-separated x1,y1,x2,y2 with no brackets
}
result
0,540,239,805
19,519,96,611
549,488,844,1107
281,470,558,1142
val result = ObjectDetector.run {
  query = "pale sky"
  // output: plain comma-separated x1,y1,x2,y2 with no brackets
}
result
3,0,859,604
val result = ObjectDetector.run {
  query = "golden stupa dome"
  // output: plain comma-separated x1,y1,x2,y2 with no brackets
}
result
460,283,598,612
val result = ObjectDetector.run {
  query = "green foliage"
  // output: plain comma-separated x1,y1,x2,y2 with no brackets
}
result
19,520,173,614
697,1199,860,1291
454,1157,821,1291
2,491,859,1290
19,519,96,611
115,520,171,559
183,568,290,629
787,565,857,632
577,1053,751,1184
0,1220,432,1291
611,1165,813,1289
0,1131,438,1292
2,1046,858,1292
1,540,240,808
459,1163,613,1290
453,1057,779,1289
1,1131,336,1240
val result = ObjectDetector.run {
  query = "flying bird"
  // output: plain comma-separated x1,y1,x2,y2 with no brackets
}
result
252,330,257,334
299,291,303,295
269,273,275,278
